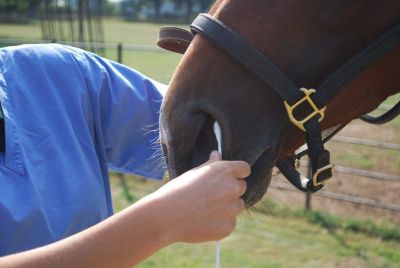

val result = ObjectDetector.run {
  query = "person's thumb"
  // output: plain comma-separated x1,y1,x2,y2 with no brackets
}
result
192,151,222,171
209,150,222,162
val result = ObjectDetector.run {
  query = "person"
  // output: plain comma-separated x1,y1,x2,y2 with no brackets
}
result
0,44,250,267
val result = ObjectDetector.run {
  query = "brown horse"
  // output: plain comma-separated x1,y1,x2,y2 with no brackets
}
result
160,0,400,207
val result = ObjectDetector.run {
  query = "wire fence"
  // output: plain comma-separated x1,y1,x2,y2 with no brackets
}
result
0,37,167,55
2,37,399,214
271,182,400,212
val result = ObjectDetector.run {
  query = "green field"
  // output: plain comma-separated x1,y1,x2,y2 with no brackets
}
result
0,18,183,83
112,175,400,268
1,19,400,267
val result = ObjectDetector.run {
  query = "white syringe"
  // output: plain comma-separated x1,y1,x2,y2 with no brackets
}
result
213,121,222,268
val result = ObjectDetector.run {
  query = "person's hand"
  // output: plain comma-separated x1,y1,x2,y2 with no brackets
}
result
0,152,249,268
148,151,250,243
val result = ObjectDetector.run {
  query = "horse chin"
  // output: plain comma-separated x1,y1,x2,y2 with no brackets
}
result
160,114,276,207
241,149,274,207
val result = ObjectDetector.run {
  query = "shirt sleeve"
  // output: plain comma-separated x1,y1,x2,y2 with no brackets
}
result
73,48,167,179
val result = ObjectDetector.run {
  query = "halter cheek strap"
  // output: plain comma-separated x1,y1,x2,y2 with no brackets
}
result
158,13,400,192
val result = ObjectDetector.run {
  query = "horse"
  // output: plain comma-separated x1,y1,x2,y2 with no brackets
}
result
158,0,400,207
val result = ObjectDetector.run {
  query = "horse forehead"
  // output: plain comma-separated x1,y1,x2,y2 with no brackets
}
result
312,1,400,32
313,1,366,23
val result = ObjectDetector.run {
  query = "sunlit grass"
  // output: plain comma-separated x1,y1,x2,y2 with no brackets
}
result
0,18,182,83
110,175,400,268
105,49,181,83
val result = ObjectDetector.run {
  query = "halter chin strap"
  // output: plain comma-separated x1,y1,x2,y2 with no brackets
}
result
158,13,400,192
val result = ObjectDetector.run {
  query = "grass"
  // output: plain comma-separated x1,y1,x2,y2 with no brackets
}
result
111,175,400,268
329,143,400,174
0,21,41,40
0,18,186,44
253,202,400,242
385,94,400,132
0,18,183,83
106,49,181,83
103,18,188,45
385,93,400,106
368,93,400,133
102,18,184,82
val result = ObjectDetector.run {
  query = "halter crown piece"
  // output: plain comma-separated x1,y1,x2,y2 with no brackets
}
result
158,13,400,193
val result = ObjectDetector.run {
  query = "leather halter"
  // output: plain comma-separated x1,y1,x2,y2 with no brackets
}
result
158,13,400,192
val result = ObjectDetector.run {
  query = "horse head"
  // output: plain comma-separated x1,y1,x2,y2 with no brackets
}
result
160,0,400,207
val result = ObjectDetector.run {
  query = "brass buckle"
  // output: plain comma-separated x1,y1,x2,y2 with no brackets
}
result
284,88,326,131
312,163,335,187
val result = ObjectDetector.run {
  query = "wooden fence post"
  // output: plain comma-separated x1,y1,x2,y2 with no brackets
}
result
117,43,123,63
118,172,134,203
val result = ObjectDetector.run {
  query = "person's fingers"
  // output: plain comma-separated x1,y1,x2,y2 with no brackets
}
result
228,180,247,199
238,180,247,196
237,198,245,211
193,151,222,170
224,161,251,179
229,198,246,215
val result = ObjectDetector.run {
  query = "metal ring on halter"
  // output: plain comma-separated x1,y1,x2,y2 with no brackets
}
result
272,158,300,175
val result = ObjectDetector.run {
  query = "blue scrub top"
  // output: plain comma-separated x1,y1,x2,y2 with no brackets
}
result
0,44,167,256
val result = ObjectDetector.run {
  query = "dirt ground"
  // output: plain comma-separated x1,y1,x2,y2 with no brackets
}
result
267,118,400,224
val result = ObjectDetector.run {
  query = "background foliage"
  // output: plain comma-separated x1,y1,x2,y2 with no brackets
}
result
0,0,214,22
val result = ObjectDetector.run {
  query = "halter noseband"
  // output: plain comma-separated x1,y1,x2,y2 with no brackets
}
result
158,13,400,192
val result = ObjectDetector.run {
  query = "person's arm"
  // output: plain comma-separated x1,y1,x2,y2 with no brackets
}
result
0,152,250,268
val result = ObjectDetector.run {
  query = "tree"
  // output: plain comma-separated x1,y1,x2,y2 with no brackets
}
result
199,0,213,11
102,1,118,16
150,0,163,20
0,0,28,12
172,0,193,21
120,0,146,19
173,0,212,21
184,0,193,20
0,0,31,22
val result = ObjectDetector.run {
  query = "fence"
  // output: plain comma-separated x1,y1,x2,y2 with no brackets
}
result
0,38,167,59
0,37,179,83
271,114,400,213
1,37,399,214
